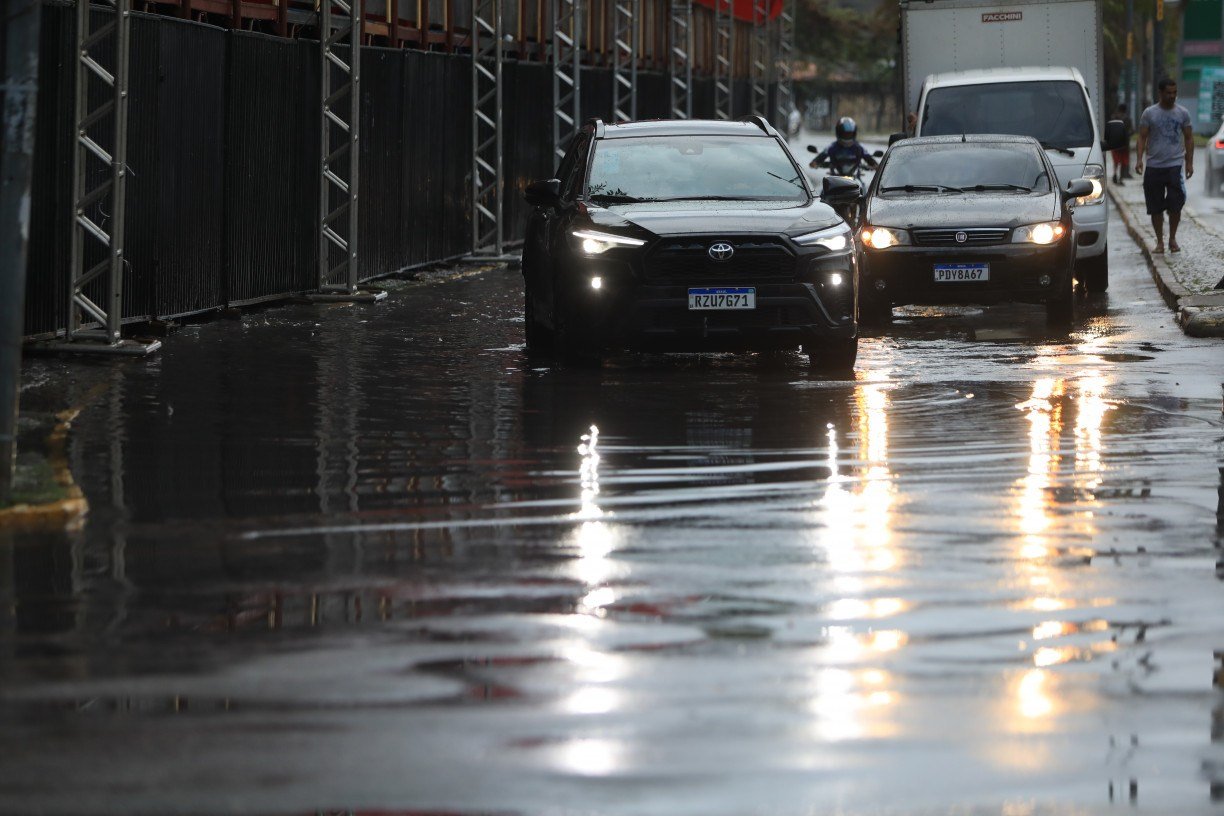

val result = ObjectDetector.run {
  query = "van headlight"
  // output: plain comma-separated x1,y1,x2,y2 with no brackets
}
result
1012,221,1067,245
571,229,647,255
794,223,853,252
1073,164,1105,206
859,225,910,250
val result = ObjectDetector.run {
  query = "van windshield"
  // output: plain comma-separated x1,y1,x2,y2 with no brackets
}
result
922,80,1094,148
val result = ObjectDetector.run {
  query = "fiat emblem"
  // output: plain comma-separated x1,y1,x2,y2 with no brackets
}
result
708,242,734,261
955,231,968,244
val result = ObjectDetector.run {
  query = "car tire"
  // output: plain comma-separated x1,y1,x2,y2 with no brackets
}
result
524,288,553,356
1045,270,1075,330
1077,251,1108,293
1206,164,1223,197
806,336,858,374
554,292,603,368
858,292,892,325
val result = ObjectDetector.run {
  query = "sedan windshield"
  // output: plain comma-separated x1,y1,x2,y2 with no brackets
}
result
922,80,1094,148
878,143,1052,192
586,135,807,203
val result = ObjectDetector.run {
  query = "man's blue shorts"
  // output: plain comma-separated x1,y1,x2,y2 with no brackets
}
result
1143,165,1186,215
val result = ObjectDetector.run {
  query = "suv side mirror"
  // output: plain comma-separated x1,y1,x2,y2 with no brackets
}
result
1101,119,1127,152
888,132,907,145
1063,178,1094,201
524,178,561,207
821,175,861,202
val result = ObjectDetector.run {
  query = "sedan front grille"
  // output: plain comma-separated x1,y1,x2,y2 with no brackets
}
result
911,227,1010,247
644,239,795,281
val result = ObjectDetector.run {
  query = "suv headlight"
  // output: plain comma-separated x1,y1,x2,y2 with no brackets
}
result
1012,221,1067,245
1074,164,1105,206
859,225,911,250
571,229,647,255
794,223,853,252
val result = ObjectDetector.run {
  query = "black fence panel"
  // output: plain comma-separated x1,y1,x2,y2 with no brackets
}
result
637,71,671,120
122,13,162,324
25,3,73,337
502,60,553,242
397,50,472,269
224,32,318,304
151,18,226,318
357,48,405,278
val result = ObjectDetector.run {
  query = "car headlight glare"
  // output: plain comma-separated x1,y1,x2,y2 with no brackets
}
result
794,223,853,252
572,229,647,255
1012,221,1066,245
860,225,909,250
1074,164,1105,206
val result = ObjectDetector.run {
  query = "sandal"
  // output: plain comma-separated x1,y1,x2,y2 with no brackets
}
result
1153,244,1165,254
1169,242,1181,253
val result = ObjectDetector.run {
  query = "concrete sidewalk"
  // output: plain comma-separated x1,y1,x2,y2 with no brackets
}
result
1108,175,1224,337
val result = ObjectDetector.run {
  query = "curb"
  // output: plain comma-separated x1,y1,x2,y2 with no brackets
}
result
1108,187,1224,337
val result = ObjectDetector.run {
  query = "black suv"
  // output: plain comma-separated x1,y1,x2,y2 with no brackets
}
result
521,117,863,371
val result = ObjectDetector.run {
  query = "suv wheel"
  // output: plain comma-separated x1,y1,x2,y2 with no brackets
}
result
806,337,858,374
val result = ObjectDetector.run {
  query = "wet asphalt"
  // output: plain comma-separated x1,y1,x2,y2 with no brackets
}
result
2,213,1224,816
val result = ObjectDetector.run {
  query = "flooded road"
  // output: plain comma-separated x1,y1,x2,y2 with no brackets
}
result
3,216,1224,816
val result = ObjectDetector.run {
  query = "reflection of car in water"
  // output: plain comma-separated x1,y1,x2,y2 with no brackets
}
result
520,117,862,373
517,366,858,502
856,134,1093,329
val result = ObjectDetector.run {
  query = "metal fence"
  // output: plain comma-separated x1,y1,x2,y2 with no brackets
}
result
24,3,770,337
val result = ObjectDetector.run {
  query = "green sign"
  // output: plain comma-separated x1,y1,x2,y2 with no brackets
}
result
1198,66,1224,126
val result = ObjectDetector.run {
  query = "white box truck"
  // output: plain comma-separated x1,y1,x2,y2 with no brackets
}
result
898,0,1126,291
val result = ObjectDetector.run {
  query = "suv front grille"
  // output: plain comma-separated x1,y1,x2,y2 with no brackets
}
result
911,227,1009,247
644,239,795,281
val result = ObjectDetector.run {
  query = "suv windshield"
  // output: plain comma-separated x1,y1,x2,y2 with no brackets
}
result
586,135,807,203
922,80,1094,148
879,142,1052,191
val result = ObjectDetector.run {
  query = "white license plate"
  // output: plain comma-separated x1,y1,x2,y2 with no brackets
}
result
934,263,989,282
688,287,756,310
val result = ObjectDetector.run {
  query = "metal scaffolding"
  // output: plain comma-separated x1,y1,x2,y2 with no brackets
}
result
314,0,383,302
612,0,639,123
750,0,770,118
668,0,693,120
62,0,156,355
774,0,795,127
471,0,504,255
713,0,734,120
552,0,582,162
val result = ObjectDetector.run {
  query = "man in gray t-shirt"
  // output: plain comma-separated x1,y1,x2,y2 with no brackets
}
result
1135,78,1195,253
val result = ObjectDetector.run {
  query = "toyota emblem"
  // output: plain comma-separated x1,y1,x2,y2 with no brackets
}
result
708,242,734,261
955,231,968,244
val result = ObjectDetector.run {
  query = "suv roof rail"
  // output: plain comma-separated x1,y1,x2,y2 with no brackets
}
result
740,114,774,135
586,117,606,138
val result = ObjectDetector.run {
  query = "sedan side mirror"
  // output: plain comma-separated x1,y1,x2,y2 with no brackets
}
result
524,178,561,208
1063,178,1094,201
1101,119,1127,152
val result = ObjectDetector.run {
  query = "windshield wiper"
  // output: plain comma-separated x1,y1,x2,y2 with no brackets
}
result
967,183,1033,192
1039,142,1076,157
588,193,651,204
767,171,806,190
880,184,964,193
647,195,754,202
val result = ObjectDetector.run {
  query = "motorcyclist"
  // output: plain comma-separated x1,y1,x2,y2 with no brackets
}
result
809,117,878,174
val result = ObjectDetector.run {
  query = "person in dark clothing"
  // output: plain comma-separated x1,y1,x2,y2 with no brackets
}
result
809,117,878,172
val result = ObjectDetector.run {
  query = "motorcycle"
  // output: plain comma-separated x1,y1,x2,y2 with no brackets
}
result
807,145,876,225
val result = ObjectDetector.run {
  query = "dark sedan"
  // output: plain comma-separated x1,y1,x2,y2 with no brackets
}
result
857,135,1094,328
520,117,863,371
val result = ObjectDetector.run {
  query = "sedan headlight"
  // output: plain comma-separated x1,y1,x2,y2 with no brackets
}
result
859,225,910,250
793,223,853,252
1011,221,1067,245
1074,164,1105,206
571,229,648,255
